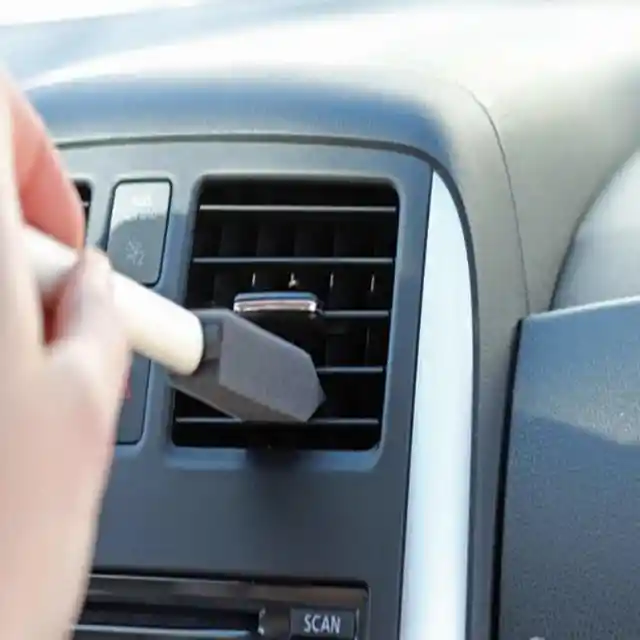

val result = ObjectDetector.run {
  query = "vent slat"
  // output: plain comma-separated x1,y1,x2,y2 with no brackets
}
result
323,310,390,320
175,417,379,428
172,179,399,451
316,366,384,375
199,204,396,214
191,256,393,266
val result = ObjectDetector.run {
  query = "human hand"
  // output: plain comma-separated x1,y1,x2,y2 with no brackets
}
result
0,77,130,638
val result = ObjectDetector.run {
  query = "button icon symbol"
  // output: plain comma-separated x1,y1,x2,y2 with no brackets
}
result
125,239,145,267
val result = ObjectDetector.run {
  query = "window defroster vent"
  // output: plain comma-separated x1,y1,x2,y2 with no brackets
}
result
172,180,399,451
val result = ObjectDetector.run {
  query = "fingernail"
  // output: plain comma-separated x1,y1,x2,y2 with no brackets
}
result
82,248,112,292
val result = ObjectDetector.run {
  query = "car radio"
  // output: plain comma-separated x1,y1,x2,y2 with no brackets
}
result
75,574,368,640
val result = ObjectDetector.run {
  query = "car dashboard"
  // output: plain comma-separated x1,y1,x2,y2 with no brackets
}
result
8,3,640,640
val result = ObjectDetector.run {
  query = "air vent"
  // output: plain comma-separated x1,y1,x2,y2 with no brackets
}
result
74,181,92,221
172,179,399,451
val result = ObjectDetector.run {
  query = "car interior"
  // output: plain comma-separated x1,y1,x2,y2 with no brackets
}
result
3,1,640,639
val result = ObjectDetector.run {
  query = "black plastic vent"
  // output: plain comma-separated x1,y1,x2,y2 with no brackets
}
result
74,181,92,221
172,179,399,451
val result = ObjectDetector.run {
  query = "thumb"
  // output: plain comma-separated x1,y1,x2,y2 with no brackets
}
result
47,249,130,446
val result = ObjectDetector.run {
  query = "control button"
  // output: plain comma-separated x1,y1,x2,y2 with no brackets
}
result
107,180,171,285
117,355,150,444
290,609,356,639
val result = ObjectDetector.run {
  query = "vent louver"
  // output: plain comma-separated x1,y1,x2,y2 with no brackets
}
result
172,179,399,451
74,181,92,221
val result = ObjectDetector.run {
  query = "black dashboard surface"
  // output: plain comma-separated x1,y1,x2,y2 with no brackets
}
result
4,3,640,640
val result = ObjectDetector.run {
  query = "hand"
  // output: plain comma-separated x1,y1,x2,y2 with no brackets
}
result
0,77,130,638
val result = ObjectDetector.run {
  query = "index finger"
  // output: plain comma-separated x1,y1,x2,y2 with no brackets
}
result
7,79,85,249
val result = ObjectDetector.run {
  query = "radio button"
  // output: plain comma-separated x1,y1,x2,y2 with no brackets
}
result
290,608,356,639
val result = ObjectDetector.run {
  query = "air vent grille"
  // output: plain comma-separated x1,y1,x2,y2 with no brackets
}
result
172,179,399,451
74,181,92,220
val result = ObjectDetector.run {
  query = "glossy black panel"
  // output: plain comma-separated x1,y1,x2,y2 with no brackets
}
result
75,574,366,640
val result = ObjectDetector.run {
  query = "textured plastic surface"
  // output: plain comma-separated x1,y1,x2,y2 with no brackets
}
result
554,150,640,309
116,355,150,445
500,298,640,639
14,4,640,640
170,308,324,423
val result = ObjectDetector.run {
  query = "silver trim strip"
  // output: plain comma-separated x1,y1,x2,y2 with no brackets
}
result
399,173,474,640
233,297,321,315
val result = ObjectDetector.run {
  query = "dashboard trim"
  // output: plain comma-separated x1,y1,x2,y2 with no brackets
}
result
60,140,433,640
400,172,474,640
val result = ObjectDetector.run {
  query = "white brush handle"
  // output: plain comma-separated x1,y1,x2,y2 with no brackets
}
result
24,226,204,376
